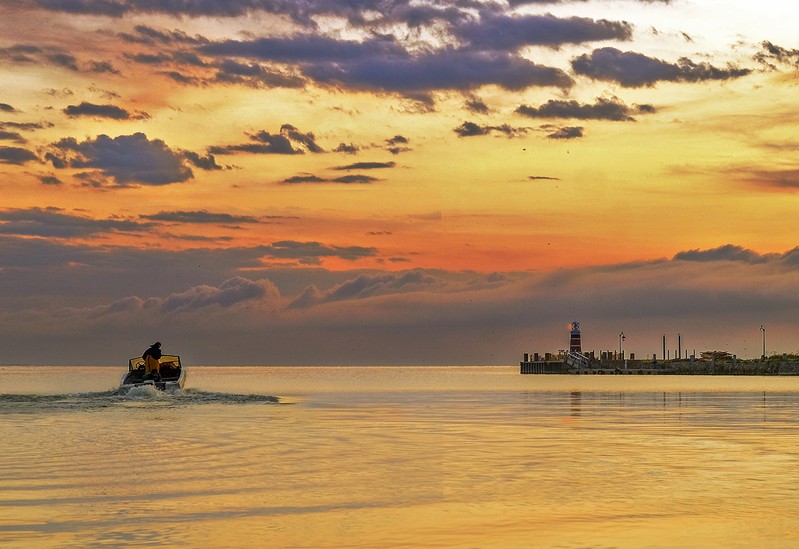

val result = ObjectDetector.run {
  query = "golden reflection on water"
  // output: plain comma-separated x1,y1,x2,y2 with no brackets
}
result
1,367,799,548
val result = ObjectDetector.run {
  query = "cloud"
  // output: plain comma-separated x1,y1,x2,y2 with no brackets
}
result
45,132,194,186
4,238,799,364
333,143,359,154
454,13,632,50
453,121,528,138
516,97,655,121
0,207,152,238
39,175,62,186
87,60,120,74
63,102,146,120
201,34,407,64
0,103,17,112
141,210,260,224
282,174,329,184
289,270,438,309
332,174,380,184
304,48,574,95
464,95,490,115
386,135,411,155
755,41,799,70
572,47,752,87
0,146,38,164
181,151,223,171
262,240,378,264
544,125,584,139
214,59,305,88
674,244,771,264
529,175,560,181
0,130,26,143
119,24,207,46
198,26,574,96
211,124,322,155
159,276,279,313
333,161,396,170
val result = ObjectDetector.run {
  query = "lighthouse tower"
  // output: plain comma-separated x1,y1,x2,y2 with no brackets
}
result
569,321,582,354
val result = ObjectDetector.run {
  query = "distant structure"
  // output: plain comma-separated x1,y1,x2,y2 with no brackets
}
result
569,321,581,354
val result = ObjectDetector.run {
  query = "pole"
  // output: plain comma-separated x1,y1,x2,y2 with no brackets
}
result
662,334,666,360
761,325,766,360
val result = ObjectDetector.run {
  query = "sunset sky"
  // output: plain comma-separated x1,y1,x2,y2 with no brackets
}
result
2,0,799,365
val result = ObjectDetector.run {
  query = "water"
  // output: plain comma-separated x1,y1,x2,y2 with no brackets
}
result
2,366,799,548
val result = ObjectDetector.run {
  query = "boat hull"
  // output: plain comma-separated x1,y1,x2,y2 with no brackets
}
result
119,354,185,393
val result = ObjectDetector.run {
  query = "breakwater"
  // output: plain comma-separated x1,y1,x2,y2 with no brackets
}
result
520,356,799,375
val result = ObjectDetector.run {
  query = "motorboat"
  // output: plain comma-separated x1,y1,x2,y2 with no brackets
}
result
119,354,186,393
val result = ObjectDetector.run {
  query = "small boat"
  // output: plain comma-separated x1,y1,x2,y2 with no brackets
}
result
119,354,186,393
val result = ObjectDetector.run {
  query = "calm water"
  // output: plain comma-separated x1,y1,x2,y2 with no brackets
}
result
2,366,799,548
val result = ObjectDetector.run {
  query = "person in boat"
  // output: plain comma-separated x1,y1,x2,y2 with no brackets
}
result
142,341,162,380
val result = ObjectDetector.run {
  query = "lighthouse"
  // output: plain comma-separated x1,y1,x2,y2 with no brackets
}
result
569,321,582,353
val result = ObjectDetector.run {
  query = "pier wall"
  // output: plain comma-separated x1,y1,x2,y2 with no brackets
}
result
520,358,799,375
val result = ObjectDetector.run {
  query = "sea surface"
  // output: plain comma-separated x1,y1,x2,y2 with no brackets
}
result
2,366,799,548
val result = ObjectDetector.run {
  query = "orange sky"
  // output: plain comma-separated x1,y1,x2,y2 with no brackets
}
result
2,0,799,364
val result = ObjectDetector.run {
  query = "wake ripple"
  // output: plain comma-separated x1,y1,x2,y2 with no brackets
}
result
0,388,280,413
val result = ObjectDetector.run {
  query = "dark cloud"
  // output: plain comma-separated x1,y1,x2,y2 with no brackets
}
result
210,125,322,155
0,130,26,143
45,132,194,186
516,97,654,121
386,135,409,146
727,167,799,191
0,207,152,238
214,59,305,88
334,143,359,154
305,48,574,95
159,276,278,313
0,121,54,131
282,174,329,184
454,121,528,138
119,25,208,46
545,126,584,139
182,151,223,171
0,103,17,112
160,70,200,85
39,175,62,186
141,210,259,224
454,13,632,50
203,33,574,96
755,41,799,70
464,96,490,115
63,102,142,120
201,34,406,64
674,245,770,264
386,135,411,155
289,270,438,309
262,240,378,264
333,161,396,170
87,60,120,74
572,47,751,87
0,146,38,164
129,52,171,65
47,52,79,71
529,175,560,181
332,174,380,184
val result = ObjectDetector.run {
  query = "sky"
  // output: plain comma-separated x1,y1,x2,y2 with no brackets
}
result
2,0,799,366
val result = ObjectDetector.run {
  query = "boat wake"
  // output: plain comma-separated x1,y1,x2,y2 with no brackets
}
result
0,388,280,412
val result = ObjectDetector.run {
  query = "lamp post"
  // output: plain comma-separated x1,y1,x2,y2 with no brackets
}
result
760,325,766,360
619,332,625,359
